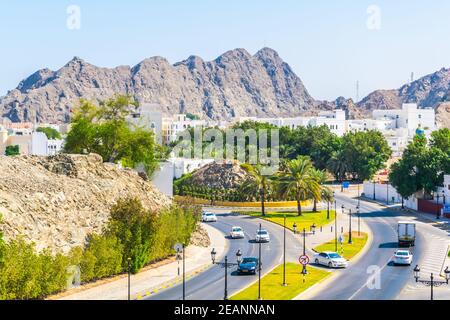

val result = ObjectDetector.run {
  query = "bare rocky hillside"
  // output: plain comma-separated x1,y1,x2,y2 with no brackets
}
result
0,154,171,253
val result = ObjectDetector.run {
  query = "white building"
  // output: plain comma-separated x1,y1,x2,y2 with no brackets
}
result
168,157,214,179
30,132,63,156
238,109,347,136
163,114,207,144
372,103,436,138
127,104,164,144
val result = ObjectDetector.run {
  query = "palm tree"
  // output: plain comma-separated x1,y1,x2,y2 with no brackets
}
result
276,156,321,216
309,169,330,212
321,187,335,220
326,150,349,182
240,164,272,217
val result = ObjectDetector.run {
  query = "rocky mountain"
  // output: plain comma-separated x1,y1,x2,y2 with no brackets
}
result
189,162,249,190
0,48,318,123
0,154,171,253
357,68,450,125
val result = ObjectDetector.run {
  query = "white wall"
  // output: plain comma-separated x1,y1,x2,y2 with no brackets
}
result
151,162,175,197
363,181,402,203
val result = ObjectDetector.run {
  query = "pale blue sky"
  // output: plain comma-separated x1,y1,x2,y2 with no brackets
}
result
1,1,450,101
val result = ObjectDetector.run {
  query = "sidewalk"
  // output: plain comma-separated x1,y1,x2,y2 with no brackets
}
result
54,223,226,300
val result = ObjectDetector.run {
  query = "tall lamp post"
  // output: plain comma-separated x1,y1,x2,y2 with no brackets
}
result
127,257,131,301
334,198,338,252
348,209,353,244
357,183,361,207
373,180,376,200
414,266,450,300
258,223,263,300
210,248,243,300
283,215,287,286
436,192,441,220
356,205,361,236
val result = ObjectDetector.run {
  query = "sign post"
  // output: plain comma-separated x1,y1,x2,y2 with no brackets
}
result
299,255,309,283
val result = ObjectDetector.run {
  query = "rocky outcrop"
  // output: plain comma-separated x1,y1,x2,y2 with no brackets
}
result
0,48,317,123
357,68,450,122
189,162,249,190
0,154,171,253
436,102,450,128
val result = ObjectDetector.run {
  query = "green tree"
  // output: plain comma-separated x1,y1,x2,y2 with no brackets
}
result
342,130,392,181
326,149,350,182
240,164,273,216
276,156,321,216
64,95,161,176
309,168,330,212
430,128,450,155
5,145,19,156
389,135,447,198
36,127,62,140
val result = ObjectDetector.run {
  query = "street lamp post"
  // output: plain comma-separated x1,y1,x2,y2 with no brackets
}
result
373,180,376,200
258,223,263,300
182,244,186,300
210,248,242,300
436,192,441,220
357,205,361,237
348,209,353,244
127,257,131,301
334,198,338,252
327,200,330,220
414,265,450,300
357,183,361,208
283,215,287,286
302,228,306,257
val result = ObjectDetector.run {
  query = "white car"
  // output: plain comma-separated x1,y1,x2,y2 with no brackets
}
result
314,252,348,268
393,250,413,265
230,226,245,239
202,212,217,222
255,229,270,243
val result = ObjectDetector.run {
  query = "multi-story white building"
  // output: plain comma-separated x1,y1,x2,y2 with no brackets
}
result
162,114,207,144
127,104,164,144
372,103,436,138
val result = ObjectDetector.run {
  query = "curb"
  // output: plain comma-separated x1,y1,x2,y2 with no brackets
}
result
294,220,374,300
440,245,450,278
135,223,229,300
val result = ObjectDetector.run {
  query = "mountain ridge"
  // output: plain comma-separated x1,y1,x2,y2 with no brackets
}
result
0,48,449,126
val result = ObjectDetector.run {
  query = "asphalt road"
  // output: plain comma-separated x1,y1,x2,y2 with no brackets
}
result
148,210,302,300
310,194,426,300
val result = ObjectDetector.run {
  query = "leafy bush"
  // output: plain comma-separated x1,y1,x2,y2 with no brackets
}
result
0,198,200,299
0,238,69,300
5,145,20,156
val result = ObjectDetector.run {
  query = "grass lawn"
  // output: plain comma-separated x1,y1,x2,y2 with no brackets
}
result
230,263,330,300
314,232,369,260
236,210,336,232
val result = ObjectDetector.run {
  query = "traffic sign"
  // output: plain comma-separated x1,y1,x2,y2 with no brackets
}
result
342,182,350,189
174,243,183,252
338,234,344,244
299,255,310,266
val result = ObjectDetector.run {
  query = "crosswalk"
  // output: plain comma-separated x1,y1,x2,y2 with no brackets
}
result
418,233,449,276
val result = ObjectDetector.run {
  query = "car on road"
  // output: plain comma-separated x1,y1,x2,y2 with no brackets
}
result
202,212,217,222
255,229,270,243
314,251,348,268
230,226,245,239
237,257,259,275
393,250,413,266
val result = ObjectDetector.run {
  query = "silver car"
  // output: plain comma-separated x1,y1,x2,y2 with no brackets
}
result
255,229,270,243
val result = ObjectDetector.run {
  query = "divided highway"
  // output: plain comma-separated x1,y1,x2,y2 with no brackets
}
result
148,211,301,300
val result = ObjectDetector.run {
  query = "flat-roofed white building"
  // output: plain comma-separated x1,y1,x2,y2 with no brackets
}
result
372,103,436,138
237,109,347,136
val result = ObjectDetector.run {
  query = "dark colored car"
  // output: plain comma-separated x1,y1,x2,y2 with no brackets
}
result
237,257,259,275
